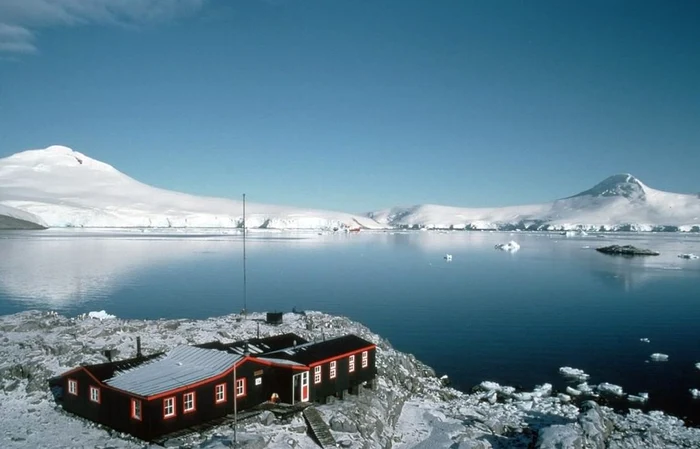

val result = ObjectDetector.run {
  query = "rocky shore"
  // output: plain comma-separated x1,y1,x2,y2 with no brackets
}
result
0,310,698,449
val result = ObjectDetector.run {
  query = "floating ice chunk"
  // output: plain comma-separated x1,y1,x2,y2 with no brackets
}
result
444,254,453,261
479,381,501,391
576,382,595,395
640,338,650,343
532,383,553,398
85,310,116,321
690,389,700,399
494,241,520,252
566,386,582,396
598,382,625,396
628,393,649,403
559,366,590,381
650,353,669,362
678,253,699,260
557,393,571,403
695,362,700,370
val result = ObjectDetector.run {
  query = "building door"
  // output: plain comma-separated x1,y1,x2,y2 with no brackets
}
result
299,371,309,402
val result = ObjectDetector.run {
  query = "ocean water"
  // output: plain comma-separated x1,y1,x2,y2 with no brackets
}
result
1,229,699,424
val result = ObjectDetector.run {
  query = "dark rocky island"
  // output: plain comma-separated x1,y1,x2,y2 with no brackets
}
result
596,245,660,256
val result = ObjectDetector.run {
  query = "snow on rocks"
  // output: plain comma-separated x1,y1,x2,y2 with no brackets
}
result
1,310,700,448
678,253,699,260
494,240,520,252
650,353,669,362
559,366,590,381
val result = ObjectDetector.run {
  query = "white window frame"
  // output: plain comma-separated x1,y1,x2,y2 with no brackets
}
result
236,378,246,397
183,392,195,413
164,397,176,418
330,361,337,379
314,366,322,384
349,355,356,373
68,379,78,396
215,383,226,403
131,399,142,421
362,351,368,368
89,386,100,403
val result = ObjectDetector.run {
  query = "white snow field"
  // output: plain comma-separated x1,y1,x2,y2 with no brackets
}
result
369,174,700,231
0,146,383,230
0,203,47,229
2,310,700,449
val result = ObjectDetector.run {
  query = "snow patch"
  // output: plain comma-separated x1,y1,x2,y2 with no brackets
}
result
494,241,520,252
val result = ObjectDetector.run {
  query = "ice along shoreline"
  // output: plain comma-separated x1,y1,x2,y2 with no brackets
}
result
1,310,700,448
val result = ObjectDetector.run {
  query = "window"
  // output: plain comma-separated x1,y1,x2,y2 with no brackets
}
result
163,397,176,419
255,377,262,386
314,366,322,384
89,386,101,403
183,392,196,413
349,355,355,373
215,383,226,404
330,361,337,379
362,351,368,368
236,378,246,397
131,399,142,421
67,378,78,396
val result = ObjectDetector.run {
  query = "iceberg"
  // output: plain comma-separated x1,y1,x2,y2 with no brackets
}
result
678,254,699,260
650,353,669,362
597,382,625,396
691,389,700,399
559,366,590,381
494,241,520,252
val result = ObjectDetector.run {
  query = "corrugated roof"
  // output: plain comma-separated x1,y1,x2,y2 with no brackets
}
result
264,335,375,366
256,357,306,367
105,345,242,397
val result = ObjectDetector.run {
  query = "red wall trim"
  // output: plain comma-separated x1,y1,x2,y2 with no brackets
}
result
308,345,376,368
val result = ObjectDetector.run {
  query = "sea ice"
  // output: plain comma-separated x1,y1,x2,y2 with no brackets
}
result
494,241,520,252
695,363,700,370
678,253,699,260
444,254,452,261
559,366,590,381
650,353,669,362
628,393,649,403
565,387,582,396
598,382,625,396
640,338,650,343
690,389,700,399
85,310,116,321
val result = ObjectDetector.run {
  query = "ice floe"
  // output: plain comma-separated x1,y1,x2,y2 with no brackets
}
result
650,353,669,362
494,240,520,252
640,337,650,343
678,253,699,260
696,362,700,370
597,382,625,396
83,310,116,321
443,254,452,261
628,393,649,403
691,389,700,399
559,366,590,381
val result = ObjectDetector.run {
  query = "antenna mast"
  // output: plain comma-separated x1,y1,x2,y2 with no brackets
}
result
243,193,247,318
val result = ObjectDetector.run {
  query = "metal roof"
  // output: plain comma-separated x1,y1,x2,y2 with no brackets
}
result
256,357,306,367
105,345,242,397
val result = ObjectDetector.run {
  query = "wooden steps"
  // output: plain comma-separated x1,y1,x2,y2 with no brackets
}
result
303,406,337,449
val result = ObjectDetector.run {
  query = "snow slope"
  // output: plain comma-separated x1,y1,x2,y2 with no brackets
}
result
0,203,47,229
0,146,382,230
369,174,700,231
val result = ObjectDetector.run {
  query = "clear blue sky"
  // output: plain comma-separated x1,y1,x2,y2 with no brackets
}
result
1,0,698,212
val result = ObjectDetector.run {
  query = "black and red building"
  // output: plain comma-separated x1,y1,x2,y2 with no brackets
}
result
53,333,377,441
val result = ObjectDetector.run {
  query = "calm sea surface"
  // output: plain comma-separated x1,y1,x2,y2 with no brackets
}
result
1,230,699,423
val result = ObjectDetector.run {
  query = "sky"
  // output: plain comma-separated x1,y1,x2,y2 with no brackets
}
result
0,0,698,213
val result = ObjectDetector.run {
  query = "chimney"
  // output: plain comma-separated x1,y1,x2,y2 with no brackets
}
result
103,349,113,362
256,321,260,339
244,341,250,356
136,336,142,358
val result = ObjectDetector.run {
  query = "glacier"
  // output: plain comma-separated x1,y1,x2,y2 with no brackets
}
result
368,174,700,232
0,146,384,230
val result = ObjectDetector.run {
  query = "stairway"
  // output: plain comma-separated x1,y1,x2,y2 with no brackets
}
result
302,406,336,448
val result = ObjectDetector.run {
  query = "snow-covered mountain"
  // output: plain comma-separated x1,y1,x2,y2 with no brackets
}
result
369,174,700,232
0,146,382,230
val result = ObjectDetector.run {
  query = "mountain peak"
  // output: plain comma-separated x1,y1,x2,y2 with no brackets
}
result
4,145,117,172
570,174,648,201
